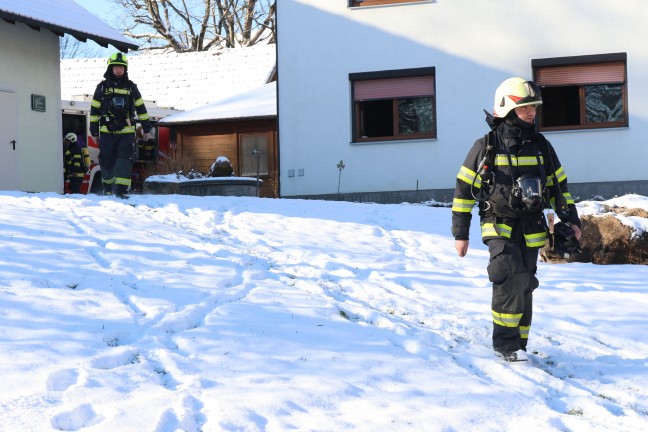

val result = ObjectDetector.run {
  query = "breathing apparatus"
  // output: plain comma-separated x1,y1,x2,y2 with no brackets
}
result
511,173,544,212
470,123,496,203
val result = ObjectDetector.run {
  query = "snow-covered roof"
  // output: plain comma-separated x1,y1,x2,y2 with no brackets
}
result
159,82,276,125
61,44,277,111
0,0,137,52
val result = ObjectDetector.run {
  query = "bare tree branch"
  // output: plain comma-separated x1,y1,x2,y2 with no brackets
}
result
109,0,275,52
60,34,106,58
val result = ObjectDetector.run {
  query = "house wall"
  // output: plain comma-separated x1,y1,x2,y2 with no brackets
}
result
277,0,648,201
175,119,279,197
0,20,63,193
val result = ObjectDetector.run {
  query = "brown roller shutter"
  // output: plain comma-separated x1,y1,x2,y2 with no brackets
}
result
354,76,435,101
535,61,625,86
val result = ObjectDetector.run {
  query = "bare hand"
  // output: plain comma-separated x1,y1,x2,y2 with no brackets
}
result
571,224,582,240
455,239,469,257
143,132,151,141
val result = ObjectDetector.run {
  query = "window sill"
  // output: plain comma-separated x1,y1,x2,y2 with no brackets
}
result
349,0,436,9
351,136,436,145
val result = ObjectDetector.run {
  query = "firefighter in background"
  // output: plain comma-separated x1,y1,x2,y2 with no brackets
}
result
90,52,150,198
451,77,582,362
63,132,85,194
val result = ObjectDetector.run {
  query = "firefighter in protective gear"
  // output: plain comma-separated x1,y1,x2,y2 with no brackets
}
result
63,132,85,194
451,77,582,362
90,52,151,198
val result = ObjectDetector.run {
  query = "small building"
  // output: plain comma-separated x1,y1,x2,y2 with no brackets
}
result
0,0,136,193
158,82,278,198
61,44,277,195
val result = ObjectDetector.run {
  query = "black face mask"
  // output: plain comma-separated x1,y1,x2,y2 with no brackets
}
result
511,174,543,212
110,96,126,113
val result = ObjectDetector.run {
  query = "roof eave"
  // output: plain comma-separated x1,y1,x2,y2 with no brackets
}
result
0,11,138,52
160,115,277,127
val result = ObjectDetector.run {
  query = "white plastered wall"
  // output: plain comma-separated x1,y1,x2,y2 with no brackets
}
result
277,0,648,197
0,20,63,193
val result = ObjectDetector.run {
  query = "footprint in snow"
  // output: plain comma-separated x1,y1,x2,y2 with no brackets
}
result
50,403,104,431
46,369,79,392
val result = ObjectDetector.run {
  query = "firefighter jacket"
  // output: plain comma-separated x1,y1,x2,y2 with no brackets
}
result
451,119,581,248
64,142,85,179
90,76,151,136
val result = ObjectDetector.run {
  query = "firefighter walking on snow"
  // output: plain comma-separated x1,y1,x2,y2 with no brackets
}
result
90,52,151,198
451,77,582,362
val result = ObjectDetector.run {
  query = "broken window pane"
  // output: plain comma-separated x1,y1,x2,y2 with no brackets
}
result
585,84,623,123
398,97,433,134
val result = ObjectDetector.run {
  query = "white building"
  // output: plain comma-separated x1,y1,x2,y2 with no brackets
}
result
276,0,648,202
0,0,136,194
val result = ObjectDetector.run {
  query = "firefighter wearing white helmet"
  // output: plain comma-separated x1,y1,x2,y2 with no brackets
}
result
89,52,151,198
450,77,582,362
63,132,84,194
492,77,543,118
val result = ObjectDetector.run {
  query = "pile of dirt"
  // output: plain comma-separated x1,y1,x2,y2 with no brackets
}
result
541,205,648,265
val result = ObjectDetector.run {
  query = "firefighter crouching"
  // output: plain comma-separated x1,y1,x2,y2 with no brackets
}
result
90,52,151,198
63,132,86,194
451,77,582,362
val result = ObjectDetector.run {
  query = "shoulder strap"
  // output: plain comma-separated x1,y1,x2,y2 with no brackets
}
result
473,131,497,202
482,131,496,164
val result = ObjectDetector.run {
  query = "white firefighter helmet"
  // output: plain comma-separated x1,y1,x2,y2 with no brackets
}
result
65,132,77,143
493,77,542,118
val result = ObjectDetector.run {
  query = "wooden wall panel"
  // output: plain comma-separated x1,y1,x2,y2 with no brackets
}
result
181,134,237,173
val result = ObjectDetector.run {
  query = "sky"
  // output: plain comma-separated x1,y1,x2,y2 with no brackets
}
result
71,0,125,57
1,191,647,431
73,0,113,17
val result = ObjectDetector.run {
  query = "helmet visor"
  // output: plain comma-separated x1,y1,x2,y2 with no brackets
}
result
516,81,542,105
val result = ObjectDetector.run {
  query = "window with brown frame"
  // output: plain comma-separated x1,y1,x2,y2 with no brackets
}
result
350,0,425,7
351,68,436,142
532,53,628,131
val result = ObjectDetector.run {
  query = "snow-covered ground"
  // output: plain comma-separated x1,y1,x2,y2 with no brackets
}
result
1,192,647,431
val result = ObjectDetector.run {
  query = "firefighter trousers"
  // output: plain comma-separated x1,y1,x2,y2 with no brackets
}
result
98,132,135,194
486,233,540,353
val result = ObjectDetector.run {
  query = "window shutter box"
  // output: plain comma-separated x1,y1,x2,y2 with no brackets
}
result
354,76,435,101
535,62,625,86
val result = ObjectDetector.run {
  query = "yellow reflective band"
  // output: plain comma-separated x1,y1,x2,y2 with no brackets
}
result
452,198,475,213
103,177,115,185
99,125,136,134
134,98,144,106
494,154,543,167
115,177,131,186
516,155,544,166
457,166,478,186
554,166,567,183
546,174,555,187
90,115,100,122
492,310,523,327
519,325,531,339
138,113,150,121
481,223,512,238
91,100,101,108
549,193,575,211
563,192,575,205
524,231,547,248
113,88,130,95
494,155,512,166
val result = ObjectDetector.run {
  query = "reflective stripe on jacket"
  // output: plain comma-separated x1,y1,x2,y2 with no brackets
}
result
451,127,580,246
